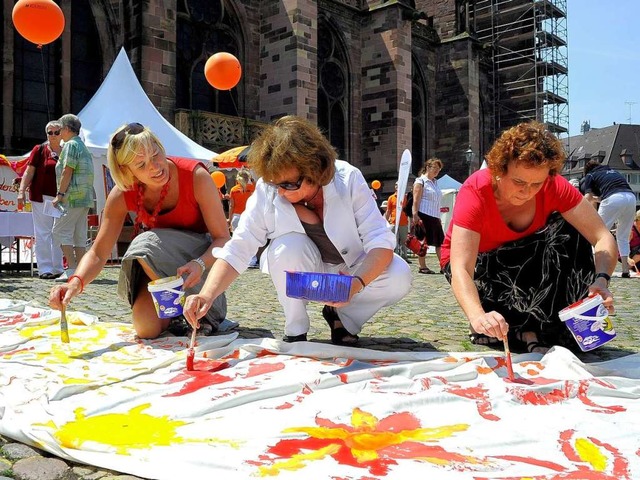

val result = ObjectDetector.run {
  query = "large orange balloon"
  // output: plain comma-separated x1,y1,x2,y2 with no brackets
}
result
371,180,381,190
204,52,242,90
13,0,65,46
211,171,226,189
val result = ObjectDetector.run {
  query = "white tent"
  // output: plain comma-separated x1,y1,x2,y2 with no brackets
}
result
78,47,218,216
437,174,462,191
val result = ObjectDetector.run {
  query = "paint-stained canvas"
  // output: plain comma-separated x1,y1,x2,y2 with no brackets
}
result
1,300,639,479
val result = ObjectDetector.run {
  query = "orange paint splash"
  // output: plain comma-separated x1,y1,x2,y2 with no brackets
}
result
246,361,285,378
251,407,486,477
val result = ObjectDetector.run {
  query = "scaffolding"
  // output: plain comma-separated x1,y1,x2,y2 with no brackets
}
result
470,0,569,136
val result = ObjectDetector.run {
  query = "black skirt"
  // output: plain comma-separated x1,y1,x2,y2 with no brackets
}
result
444,213,595,348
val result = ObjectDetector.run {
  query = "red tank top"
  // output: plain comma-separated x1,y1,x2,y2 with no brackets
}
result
124,157,208,233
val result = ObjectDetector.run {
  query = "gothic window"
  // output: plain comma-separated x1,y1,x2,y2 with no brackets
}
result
318,18,349,161
176,0,242,116
412,57,427,175
13,38,60,149
70,0,102,113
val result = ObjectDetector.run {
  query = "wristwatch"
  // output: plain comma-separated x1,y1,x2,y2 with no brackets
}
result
595,272,611,286
191,257,206,274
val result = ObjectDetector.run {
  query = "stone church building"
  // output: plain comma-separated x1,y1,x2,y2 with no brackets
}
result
3,0,548,192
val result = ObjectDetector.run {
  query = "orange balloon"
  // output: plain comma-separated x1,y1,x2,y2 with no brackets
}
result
211,171,226,189
204,52,242,90
371,180,381,190
12,0,65,46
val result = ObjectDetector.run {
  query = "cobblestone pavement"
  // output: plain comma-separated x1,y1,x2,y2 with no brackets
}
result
1,256,639,479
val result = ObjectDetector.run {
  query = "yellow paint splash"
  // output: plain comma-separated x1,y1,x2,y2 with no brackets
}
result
575,437,607,471
54,404,187,454
258,445,340,476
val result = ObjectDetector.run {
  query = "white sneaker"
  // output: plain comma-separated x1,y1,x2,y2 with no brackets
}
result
55,269,74,282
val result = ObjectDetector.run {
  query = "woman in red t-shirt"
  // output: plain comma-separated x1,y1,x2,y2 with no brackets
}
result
442,122,617,353
49,124,230,339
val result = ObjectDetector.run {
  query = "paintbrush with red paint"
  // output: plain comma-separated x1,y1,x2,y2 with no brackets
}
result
186,326,196,371
503,335,514,381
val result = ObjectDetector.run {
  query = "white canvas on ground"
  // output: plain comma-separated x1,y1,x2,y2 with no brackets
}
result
1,300,639,479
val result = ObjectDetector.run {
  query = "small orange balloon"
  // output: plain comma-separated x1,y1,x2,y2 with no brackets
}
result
371,180,381,190
204,52,242,91
13,0,65,46
211,171,226,189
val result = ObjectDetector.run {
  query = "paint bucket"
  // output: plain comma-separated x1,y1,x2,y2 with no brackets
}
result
286,271,353,303
558,294,616,351
147,275,185,319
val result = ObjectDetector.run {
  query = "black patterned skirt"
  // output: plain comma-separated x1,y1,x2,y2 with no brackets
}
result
444,213,595,348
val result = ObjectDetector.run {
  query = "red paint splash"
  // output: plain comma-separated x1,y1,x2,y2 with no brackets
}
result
163,360,232,397
246,361,285,378
445,385,500,421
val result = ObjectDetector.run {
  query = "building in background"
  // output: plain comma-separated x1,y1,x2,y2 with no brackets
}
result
563,123,640,206
1,0,568,195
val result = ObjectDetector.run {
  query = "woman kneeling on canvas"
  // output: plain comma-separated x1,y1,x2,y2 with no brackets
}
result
49,123,230,339
441,121,617,353
184,115,412,345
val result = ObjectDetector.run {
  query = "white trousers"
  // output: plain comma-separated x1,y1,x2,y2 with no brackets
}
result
598,191,636,256
264,232,412,337
30,197,64,274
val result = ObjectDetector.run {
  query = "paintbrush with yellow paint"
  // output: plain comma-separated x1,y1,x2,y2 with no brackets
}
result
60,302,70,343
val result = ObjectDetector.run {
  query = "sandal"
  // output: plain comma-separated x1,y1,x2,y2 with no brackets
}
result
418,267,436,274
283,333,307,343
322,305,359,346
469,331,502,346
525,341,549,354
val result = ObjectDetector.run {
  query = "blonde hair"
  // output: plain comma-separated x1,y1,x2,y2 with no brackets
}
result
636,209,640,221
107,125,165,191
247,116,337,186
236,169,251,188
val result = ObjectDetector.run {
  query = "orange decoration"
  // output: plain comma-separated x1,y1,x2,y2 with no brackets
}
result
371,180,381,190
204,52,242,91
211,171,226,189
12,0,65,47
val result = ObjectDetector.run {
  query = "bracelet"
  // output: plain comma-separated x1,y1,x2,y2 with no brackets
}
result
191,257,206,274
595,272,611,285
68,274,84,294
57,191,66,197
353,275,366,291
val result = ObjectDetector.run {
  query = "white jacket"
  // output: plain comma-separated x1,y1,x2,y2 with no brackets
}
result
215,160,395,272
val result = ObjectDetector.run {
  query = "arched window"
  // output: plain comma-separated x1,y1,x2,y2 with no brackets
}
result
12,1,101,151
70,0,102,113
412,57,428,175
176,0,242,116
318,17,349,160
13,39,60,149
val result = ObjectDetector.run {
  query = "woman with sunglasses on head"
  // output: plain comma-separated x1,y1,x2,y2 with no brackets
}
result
16,121,65,279
49,123,230,339
184,115,412,345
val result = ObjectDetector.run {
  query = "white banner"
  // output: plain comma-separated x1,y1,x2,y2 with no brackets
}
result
395,149,412,237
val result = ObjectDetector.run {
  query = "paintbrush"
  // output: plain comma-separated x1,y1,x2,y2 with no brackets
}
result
60,302,70,344
186,324,197,371
503,334,514,381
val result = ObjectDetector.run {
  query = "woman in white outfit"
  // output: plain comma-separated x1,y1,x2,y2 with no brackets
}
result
184,116,412,345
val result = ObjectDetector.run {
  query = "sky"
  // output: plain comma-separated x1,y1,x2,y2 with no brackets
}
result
567,0,640,136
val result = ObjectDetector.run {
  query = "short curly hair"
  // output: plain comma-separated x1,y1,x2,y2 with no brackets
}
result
247,116,337,186
486,121,566,177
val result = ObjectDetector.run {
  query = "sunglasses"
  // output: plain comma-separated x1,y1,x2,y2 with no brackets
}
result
47,130,61,136
111,122,145,151
269,175,305,191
